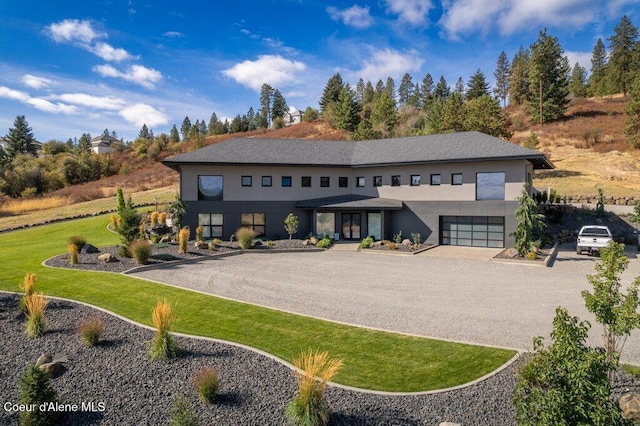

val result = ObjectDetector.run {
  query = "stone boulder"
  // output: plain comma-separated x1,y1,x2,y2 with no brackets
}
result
310,237,318,245
194,241,208,249
35,353,52,367
402,239,412,246
620,393,640,420
35,354,67,378
98,253,118,263
81,244,99,254
302,239,310,246
505,247,519,258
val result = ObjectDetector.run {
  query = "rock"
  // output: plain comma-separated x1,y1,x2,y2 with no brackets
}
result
402,238,412,246
310,237,318,245
620,393,640,420
39,362,65,378
98,253,118,263
81,244,99,254
302,239,310,246
439,423,462,426
372,241,384,247
505,247,519,258
159,235,171,243
35,353,52,367
194,241,208,249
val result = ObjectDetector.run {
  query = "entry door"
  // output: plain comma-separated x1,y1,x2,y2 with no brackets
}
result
341,213,361,240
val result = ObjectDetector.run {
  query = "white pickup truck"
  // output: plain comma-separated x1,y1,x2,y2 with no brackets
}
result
576,225,613,255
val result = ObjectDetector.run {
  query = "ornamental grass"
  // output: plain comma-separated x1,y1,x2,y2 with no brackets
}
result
24,293,49,338
193,367,220,403
178,227,190,254
77,316,104,346
68,244,78,265
149,300,179,360
195,225,204,242
235,227,256,249
19,273,37,312
286,349,343,426
129,240,152,264
159,212,167,226
150,211,159,227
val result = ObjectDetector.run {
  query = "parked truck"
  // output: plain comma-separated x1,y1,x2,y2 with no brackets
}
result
576,225,613,255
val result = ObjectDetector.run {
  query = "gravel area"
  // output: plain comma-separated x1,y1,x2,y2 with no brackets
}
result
0,293,526,425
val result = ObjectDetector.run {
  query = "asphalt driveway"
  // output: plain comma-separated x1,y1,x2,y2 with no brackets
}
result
130,243,640,364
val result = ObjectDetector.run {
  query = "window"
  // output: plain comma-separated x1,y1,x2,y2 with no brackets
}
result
281,176,292,187
356,177,365,187
391,175,401,186
262,176,272,187
410,175,421,186
320,176,330,187
373,176,382,187
452,173,463,186
241,212,266,236
241,176,252,187
316,212,335,238
339,177,348,187
430,174,441,186
198,213,223,238
301,176,311,187
476,172,505,200
198,175,223,200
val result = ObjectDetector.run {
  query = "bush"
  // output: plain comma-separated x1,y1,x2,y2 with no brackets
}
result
149,300,179,360
386,242,396,250
168,396,198,426
19,365,60,426
525,251,538,260
286,349,342,426
24,293,48,338
129,240,152,264
193,367,219,403
118,244,130,258
77,317,104,346
316,237,332,248
236,227,256,249
195,225,204,242
68,244,78,265
150,211,159,227
393,231,403,244
411,232,422,246
178,227,190,254
19,273,37,312
284,213,299,239
118,206,142,245
359,236,374,249
67,235,86,251
159,212,167,226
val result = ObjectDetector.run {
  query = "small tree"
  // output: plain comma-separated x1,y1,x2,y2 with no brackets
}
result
19,365,61,426
582,241,640,367
284,213,299,240
511,185,546,256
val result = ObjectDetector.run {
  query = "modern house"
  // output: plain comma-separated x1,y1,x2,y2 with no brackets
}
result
91,134,120,154
162,132,553,248
283,107,302,126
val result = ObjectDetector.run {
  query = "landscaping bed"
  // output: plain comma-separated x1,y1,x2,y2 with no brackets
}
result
362,241,436,254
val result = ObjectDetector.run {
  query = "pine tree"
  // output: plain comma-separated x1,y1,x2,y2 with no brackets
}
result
370,91,397,135
434,76,450,101
398,73,414,107
509,47,530,105
625,75,640,148
271,89,288,122
528,30,570,124
247,107,257,130
333,85,361,132
259,83,274,127
76,133,92,153
5,115,38,158
207,113,218,136
180,116,192,141
319,73,343,114
420,73,434,112
197,120,207,135
138,124,152,140
464,95,512,138
589,38,608,97
169,124,180,143
494,51,511,107
454,77,465,96
441,92,465,132
608,15,639,96
355,78,365,105
466,69,490,100
569,63,589,98
362,81,375,105
384,76,396,100
374,80,385,98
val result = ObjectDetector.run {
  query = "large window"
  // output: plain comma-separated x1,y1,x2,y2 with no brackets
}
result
241,213,266,236
476,172,505,200
198,175,223,200
356,177,365,187
316,213,335,238
198,213,223,238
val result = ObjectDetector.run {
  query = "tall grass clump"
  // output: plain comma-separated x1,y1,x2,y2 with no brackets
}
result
19,273,37,312
24,293,49,338
149,300,179,360
193,367,219,403
150,211,159,227
129,240,152,264
195,225,204,242
19,365,60,426
67,235,86,251
178,227,190,254
110,213,119,231
68,244,78,265
159,212,167,226
168,396,198,426
77,317,104,346
286,349,343,426
236,227,256,249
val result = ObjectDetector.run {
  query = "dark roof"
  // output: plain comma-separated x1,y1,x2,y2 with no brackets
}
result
162,131,554,170
296,194,403,210
91,135,119,143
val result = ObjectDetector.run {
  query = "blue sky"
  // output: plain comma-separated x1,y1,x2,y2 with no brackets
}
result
0,0,638,142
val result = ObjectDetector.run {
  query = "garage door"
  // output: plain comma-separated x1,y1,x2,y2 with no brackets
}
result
440,216,504,248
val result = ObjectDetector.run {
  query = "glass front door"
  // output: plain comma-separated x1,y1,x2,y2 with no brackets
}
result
341,213,361,240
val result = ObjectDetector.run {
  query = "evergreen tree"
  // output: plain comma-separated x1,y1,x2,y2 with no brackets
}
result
509,47,530,105
454,77,465,96
207,113,218,136
319,73,343,114
333,85,361,132
247,107,257,130
271,89,288,122
589,38,608,97
398,73,414,107
374,79,385,98
197,119,207,135
370,91,398,135
466,69,490,100
408,85,421,108
464,95,512,138
76,133,92,153
180,116,192,141
420,73,434,112
427,99,444,134
384,76,396,100
569,62,589,98
169,124,180,143
138,124,152,140
351,118,381,141
434,76,450,101
608,15,639,96
528,30,570,124
302,106,318,122
511,184,545,256
441,92,465,132
625,75,640,148
5,115,38,158
362,81,375,105
259,83,274,127
494,51,511,107
355,78,365,105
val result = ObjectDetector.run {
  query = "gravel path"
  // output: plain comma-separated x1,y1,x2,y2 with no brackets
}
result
0,293,524,425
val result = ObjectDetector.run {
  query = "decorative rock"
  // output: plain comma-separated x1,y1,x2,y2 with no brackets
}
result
439,423,462,426
81,244,99,254
159,235,171,243
194,241,208,249
35,353,52,367
505,247,519,258
619,393,640,420
372,241,384,247
302,239,310,246
310,237,318,245
39,362,65,378
98,253,118,263
402,238,412,246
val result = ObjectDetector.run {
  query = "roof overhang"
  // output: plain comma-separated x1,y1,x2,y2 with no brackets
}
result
296,194,403,210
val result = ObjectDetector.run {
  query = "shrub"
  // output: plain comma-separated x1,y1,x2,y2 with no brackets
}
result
178,227,190,254
284,213,299,239
266,240,275,247
129,240,152,264
386,242,396,250
77,317,104,346
19,365,60,426
286,349,342,426
19,273,37,312
195,225,204,242
316,237,332,248
118,244,130,258
68,244,78,265
67,235,86,251
118,206,142,245
168,396,198,426
525,251,538,260
211,238,223,246
236,227,256,249
159,212,167,226
24,293,48,338
193,367,219,403
411,232,422,246
149,300,179,360
359,236,374,249
393,230,403,244
150,211,159,227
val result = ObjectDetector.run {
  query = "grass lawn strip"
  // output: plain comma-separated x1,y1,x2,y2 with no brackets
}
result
0,215,516,392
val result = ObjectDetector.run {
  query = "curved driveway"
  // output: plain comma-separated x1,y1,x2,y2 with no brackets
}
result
131,244,640,365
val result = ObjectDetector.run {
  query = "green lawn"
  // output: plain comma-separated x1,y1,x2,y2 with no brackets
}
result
0,216,516,392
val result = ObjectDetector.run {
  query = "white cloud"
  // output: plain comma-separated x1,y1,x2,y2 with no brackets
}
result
26,98,78,115
357,48,424,82
0,86,31,102
566,51,593,70
22,74,54,89
222,55,306,91
55,93,128,111
119,103,169,127
163,31,184,38
327,5,374,29
93,64,163,89
91,42,135,62
384,0,434,25
46,19,104,44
